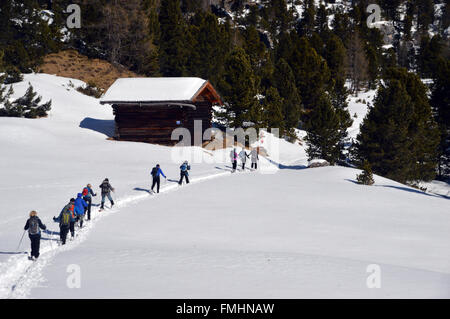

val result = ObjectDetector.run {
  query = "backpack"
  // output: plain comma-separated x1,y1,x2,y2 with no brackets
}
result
29,217,39,235
82,188,88,196
151,167,158,177
61,209,71,226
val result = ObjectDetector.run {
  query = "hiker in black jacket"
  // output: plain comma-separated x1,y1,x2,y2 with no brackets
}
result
99,178,115,209
24,211,47,260
53,198,76,244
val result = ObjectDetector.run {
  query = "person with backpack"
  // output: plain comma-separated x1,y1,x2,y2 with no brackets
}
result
250,147,259,170
239,148,250,171
74,193,88,228
230,148,238,173
99,178,115,210
82,184,96,221
53,198,76,245
178,161,190,185
24,211,47,260
151,164,166,193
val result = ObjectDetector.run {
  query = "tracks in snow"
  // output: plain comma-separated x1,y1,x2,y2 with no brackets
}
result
0,170,234,299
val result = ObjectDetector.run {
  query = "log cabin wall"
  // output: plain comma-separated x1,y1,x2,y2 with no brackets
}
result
112,100,212,145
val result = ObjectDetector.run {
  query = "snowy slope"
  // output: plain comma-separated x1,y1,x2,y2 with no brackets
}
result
29,167,450,299
0,74,449,299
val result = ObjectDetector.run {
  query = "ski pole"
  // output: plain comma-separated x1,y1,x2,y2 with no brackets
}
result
16,230,26,251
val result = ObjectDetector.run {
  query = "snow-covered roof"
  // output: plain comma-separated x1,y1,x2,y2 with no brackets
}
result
100,77,210,104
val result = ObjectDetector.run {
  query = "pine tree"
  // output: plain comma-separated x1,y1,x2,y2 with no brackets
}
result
356,79,413,182
273,58,302,137
0,83,51,118
417,35,444,78
323,34,346,80
315,4,329,37
430,59,450,178
356,68,439,183
261,0,294,39
356,160,375,185
263,87,285,134
297,0,315,37
217,47,259,128
0,0,61,71
159,0,188,76
416,0,434,35
304,93,341,164
286,36,330,111
13,83,52,118
330,77,353,162
187,11,231,84
331,8,351,45
366,45,379,89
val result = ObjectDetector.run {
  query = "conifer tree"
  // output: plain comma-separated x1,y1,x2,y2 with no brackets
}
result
187,11,231,84
356,160,375,185
356,80,413,182
273,58,302,137
159,0,188,76
217,47,259,128
287,36,330,111
430,59,450,178
417,35,444,78
304,93,341,164
323,34,346,80
297,0,316,37
0,83,51,118
263,87,285,134
356,68,439,183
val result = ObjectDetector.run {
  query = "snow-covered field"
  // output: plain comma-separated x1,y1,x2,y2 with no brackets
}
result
0,74,449,298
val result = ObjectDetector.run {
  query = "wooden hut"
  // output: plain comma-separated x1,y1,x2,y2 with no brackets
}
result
100,77,223,145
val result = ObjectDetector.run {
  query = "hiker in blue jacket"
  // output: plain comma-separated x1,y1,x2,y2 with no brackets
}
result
74,193,88,228
151,164,166,193
178,161,190,185
82,184,96,220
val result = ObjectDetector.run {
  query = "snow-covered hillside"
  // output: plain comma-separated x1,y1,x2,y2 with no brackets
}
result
0,74,449,298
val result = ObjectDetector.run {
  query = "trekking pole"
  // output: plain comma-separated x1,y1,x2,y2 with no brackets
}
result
16,230,26,251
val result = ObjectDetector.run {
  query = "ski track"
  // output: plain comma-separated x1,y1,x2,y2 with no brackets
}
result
0,169,241,299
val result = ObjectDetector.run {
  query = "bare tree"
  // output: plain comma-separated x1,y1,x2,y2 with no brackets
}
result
347,31,368,93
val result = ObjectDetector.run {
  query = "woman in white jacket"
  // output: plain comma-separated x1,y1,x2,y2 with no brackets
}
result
239,148,250,170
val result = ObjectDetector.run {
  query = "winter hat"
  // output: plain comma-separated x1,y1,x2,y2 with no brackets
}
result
105,178,109,182
70,198,75,203
156,164,160,167
29,210,37,217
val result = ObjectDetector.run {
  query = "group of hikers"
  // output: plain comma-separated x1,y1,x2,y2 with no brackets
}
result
230,147,260,172
22,151,259,260
22,160,194,260
150,160,191,193
23,178,115,260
